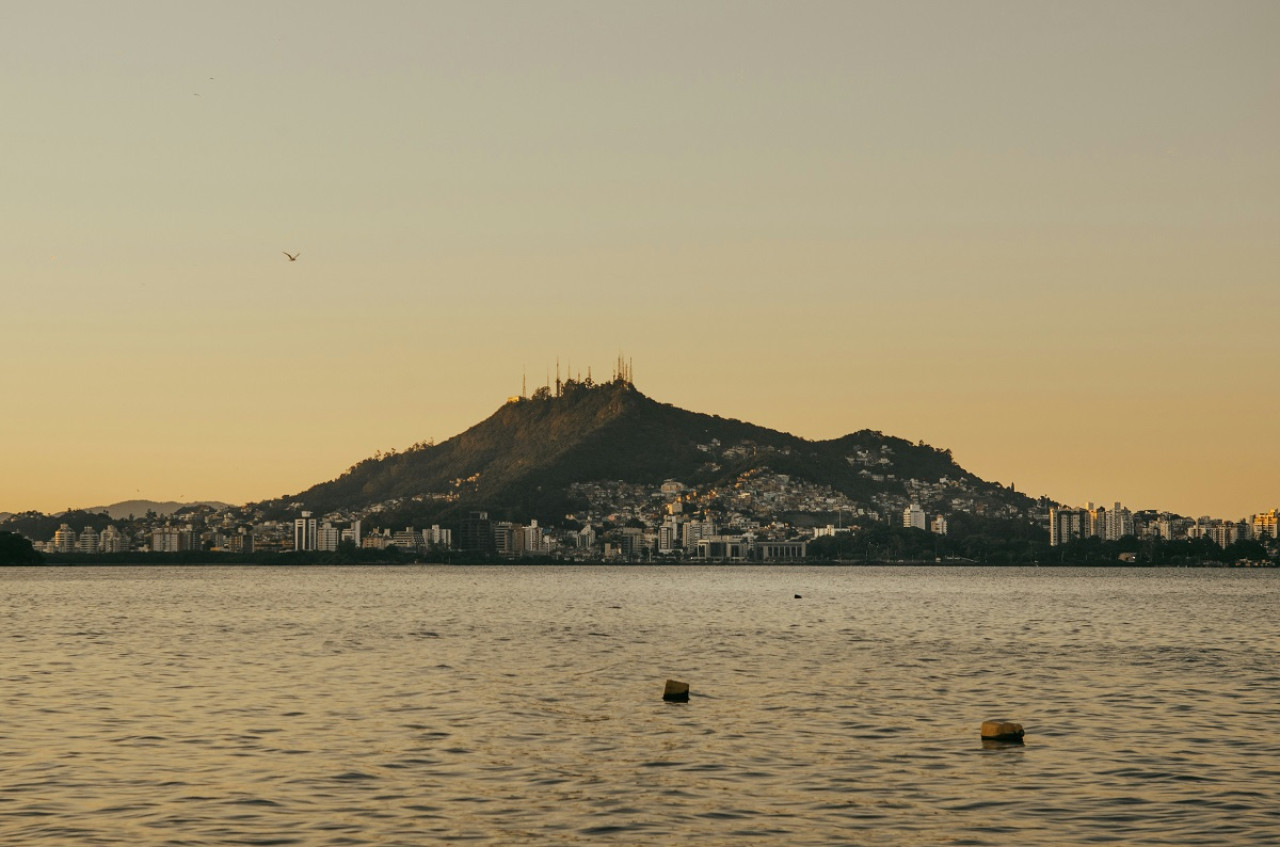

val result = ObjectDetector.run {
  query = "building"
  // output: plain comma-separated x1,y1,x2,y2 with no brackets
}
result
152,526,183,553
617,527,648,558
903,503,926,531
294,512,317,552
682,519,715,549
694,535,749,561
340,520,363,549
99,525,129,553
76,527,99,555
52,523,77,553
1049,507,1087,546
658,523,677,553
229,529,254,554
391,528,421,551
317,522,342,552
1105,502,1134,541
755,540,808,561
521,520,546,555
1210,521,1239,548
1087,503,1107,539
422,525,452,549
1252,509,1279,540
492,522,518,556
930,515,948,536
459,512,495,553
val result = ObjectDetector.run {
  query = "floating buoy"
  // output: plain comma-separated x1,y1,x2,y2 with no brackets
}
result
794,594,802,599
663,679,690,702
980,720,1025,742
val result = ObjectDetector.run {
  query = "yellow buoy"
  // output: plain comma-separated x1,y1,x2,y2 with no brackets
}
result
980,720,1025,742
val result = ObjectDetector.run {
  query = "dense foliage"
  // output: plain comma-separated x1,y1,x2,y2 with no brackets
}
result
0,531,42,565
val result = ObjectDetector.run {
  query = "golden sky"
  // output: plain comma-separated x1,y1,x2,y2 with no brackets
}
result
3,1,1277,519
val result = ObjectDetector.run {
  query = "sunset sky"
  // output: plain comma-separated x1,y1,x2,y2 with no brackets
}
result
4,1,1277,520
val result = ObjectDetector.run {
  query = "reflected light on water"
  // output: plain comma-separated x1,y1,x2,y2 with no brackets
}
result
1,565,1278,845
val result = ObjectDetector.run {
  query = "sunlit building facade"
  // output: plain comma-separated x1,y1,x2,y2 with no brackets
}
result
294,512,317,552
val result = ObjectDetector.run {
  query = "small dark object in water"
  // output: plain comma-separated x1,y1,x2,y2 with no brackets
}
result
980,720,1025,743
663,679,690,702
794,594,802,599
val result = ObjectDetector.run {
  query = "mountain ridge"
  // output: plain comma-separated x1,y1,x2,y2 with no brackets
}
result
265,380,1038,526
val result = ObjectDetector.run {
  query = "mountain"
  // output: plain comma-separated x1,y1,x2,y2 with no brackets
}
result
267,379,1038,527
78,500,232,520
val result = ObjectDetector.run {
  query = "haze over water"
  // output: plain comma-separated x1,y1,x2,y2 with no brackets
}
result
3,565,1278,845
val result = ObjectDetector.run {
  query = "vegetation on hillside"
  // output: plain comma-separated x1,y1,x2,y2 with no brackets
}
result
263,380,1035,528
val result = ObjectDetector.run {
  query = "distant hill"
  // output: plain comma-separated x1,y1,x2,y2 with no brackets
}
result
262,379,1037,526
0,501,233,543
77,500,232,519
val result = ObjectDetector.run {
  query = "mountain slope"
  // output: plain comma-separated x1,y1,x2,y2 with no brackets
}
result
270,380,1035,524
80,500,232,520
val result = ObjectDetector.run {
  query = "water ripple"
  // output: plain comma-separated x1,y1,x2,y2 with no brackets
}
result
1,565,1278,845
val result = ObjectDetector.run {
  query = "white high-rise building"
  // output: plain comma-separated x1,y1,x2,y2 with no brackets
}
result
1087,503,1107,539
1049,507,1087,546
99,525,128,553
682,519,715,548
903,503,926,531
77,527,99,555
424,525,451,548
294,512,317,552
1210,521,1238,548
930,515,948,536
317,522,341,552
1105,502,1134,541
152,526,182,553
52,523,77,553
521,520,545,555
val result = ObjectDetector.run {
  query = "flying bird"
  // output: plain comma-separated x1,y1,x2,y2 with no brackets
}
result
283,252,299,261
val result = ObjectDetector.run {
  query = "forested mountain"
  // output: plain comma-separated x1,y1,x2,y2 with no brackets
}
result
261,379,1036,526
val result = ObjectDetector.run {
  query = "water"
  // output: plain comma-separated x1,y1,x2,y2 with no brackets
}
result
2,565,1278,845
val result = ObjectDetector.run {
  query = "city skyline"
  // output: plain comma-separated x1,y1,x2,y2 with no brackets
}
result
4,2,1277,520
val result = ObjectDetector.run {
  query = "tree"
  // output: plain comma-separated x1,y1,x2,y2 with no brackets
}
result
0,531,42,565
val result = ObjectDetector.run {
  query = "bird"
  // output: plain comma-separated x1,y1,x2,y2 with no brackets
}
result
283,252,299,261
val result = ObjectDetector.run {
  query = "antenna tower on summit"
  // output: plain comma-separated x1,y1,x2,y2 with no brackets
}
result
613,353,634,385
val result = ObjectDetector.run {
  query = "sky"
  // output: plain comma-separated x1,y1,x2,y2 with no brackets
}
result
3,1,1277,520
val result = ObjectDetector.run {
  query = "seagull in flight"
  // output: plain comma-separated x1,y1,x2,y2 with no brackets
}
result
283,252,299,261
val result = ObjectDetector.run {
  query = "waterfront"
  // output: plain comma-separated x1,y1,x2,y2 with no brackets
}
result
2,566,1278,845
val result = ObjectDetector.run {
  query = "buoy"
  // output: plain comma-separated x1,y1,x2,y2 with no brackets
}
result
980,720,1025,742
794,594,802,599
663,679,690,702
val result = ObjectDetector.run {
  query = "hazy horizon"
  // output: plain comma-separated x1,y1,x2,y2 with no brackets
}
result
4,1,1277,520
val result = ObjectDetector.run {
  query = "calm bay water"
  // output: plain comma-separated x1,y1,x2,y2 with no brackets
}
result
2,565,1278,845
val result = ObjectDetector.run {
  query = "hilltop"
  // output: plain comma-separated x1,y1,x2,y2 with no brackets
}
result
78,500,232,520
260,378,1038,527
